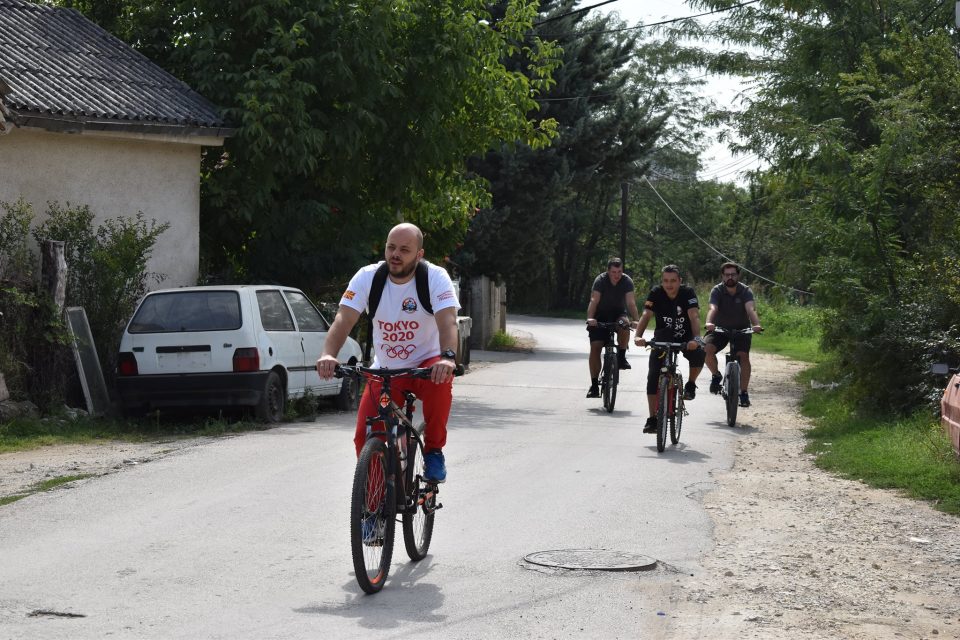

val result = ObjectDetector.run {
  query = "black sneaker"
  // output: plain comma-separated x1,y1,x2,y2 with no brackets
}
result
739,391,751,407
618,357,631,370
709,373,722,394
683,381,697,401
643,417,657,433
586,384,600,398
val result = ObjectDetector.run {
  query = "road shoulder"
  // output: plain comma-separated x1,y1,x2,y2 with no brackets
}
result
665,352,960,639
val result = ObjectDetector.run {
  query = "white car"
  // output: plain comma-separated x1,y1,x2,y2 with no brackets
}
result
115,285,362,421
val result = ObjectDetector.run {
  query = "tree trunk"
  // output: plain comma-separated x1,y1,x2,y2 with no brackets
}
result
41,240,68,315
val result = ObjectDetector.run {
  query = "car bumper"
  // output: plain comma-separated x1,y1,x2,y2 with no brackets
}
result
116,371,271,409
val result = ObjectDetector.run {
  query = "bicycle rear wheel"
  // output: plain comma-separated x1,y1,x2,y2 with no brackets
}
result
602,350,618,413
351,438,396,594
402,423,435,561
670,374,684,444
656,374,670,452
725,362,740,427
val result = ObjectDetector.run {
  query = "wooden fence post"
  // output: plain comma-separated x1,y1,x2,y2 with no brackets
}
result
41,240,67,315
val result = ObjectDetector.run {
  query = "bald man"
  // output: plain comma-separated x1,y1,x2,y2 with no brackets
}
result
317,223,460,485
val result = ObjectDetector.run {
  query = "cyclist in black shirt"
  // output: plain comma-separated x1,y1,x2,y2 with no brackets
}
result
633,265,705,433
585,257,640,398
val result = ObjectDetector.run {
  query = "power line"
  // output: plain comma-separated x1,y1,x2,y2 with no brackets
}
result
534,0,622,26
641,176,814,296
535,0,761,37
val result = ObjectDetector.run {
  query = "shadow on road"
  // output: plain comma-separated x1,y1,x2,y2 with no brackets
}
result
293,557,446,627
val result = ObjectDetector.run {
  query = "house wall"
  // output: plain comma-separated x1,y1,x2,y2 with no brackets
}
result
0,127,204,288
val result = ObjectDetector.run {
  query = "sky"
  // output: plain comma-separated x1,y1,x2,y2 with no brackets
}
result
593,0,765,183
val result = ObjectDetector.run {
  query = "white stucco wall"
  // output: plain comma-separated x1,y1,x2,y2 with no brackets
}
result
0,127,213,289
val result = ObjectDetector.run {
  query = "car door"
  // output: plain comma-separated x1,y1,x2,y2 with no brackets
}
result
255,289,305,395
282,289,337,395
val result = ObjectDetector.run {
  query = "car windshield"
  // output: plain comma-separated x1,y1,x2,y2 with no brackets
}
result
128,291,242,333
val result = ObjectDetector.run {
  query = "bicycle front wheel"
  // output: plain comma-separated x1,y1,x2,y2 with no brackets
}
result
351,438,396,594
656,374,670,452
402,423,435,561
725,362,740,427
670,374,684,445
603,350,618,413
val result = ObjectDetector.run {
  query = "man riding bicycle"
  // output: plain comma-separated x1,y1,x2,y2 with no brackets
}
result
316,223,459,483
585,257,641,398
634,265,705,433
703,262,763,407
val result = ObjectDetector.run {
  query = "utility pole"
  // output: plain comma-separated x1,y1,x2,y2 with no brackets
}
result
620,182,628,266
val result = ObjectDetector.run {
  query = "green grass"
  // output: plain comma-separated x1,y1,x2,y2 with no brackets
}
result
0,412,273,455
486,330,520,350
0,473,96,506
751,300,823,363
799,363,960,515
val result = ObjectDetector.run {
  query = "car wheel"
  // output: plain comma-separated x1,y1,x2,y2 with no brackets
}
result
335,370,359,411
256,371,285,423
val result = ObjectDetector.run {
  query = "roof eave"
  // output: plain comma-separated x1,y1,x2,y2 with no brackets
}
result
7,110,235,143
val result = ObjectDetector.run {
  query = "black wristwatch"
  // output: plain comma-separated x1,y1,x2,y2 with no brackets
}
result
440,349,457,360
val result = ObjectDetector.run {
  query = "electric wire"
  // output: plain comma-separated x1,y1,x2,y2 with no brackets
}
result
641,176,814,295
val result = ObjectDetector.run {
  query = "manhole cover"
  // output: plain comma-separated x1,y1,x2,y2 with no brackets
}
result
523,549,657,572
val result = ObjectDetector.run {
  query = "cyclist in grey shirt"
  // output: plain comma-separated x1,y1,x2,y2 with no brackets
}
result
703,262,763,407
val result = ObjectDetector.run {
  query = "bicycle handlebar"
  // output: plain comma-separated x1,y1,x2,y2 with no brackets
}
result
335,363,466,380
588,319,631,330
712,326,762,335
646,341,687,350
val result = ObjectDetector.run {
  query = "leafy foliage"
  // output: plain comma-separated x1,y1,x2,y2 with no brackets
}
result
33,204,170,387
459,2,707,308
53,0,561,286
678,1,960,413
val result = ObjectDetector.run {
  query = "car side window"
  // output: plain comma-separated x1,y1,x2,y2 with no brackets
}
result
283,291,329,332
256,290,296,331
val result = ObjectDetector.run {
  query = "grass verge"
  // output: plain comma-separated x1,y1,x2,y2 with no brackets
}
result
799,363,960,516
0,473,96,506
0,412,275,455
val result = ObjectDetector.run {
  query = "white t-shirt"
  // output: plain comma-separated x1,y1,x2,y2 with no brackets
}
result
339,260,460,368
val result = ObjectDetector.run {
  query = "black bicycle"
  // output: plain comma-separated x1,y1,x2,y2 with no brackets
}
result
647,341,687,452
712,326,758,427
335,363,463,594
594,319,629,412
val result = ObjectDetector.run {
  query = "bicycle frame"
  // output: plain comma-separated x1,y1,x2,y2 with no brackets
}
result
344,365,440,512
594,320,626,413
647,341,686,452
711,327,754,427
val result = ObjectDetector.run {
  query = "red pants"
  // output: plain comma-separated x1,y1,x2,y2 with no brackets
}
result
354,356,453,456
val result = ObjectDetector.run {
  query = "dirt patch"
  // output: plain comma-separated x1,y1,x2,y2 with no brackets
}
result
0,438,212,501
665,352,960,639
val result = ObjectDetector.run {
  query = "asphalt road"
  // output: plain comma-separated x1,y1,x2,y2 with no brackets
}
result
0,315,746,639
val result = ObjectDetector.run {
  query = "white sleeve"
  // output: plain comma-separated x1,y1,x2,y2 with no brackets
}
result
339,265,377,314
428,264,460,313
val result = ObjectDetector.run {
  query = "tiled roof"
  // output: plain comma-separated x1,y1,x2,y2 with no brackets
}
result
0,0,230,137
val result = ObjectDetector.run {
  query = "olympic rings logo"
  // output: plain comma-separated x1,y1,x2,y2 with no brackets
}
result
382,344,417,359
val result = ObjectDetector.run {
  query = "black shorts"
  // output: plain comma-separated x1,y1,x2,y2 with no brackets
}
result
646,345,706,394
587,315,629,344
704,330,752,355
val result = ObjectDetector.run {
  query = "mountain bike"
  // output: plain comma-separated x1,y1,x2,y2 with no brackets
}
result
594,319,629,412
712,326,757,427
335,363,463,594
647,341,687,452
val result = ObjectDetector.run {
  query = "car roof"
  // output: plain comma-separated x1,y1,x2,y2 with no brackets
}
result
144,285,301,295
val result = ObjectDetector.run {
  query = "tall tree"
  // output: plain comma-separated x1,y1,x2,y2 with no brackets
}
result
460,3,704,309
686,0,960,411
52,0,561,287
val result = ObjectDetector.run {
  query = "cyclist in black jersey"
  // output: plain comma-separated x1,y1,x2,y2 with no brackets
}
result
633,265,705,433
